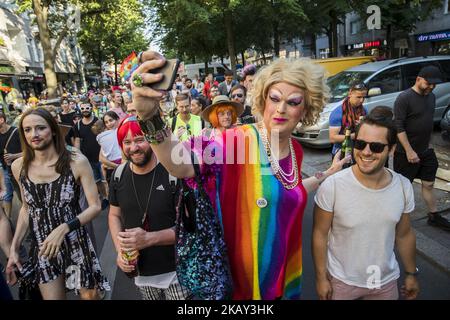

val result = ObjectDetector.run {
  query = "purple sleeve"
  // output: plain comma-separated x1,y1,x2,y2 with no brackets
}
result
182,134,223,190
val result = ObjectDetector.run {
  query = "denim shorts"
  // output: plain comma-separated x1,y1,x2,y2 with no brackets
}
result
90,161,105,183
3,169,15,202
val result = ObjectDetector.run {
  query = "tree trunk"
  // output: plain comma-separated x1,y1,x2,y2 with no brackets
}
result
241,51,245,66
332,15,339,57
33,0,58,98
310,34,317,58
386,24,394,59
223,4,237,76
204,61,208,78
326,27,333,58
114,56,118,86
273,21,280,58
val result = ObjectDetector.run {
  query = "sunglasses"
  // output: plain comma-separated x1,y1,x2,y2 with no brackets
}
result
231,93,244,99
80,106,91,111
354,139,388,153
351,83,368,91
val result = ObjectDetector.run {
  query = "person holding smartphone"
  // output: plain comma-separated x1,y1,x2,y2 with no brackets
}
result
129,51,350,299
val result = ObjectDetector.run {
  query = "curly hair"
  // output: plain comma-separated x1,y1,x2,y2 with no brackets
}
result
251,59,330,127
208,105,238,129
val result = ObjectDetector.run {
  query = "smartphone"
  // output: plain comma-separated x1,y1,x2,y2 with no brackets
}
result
148,58,180,91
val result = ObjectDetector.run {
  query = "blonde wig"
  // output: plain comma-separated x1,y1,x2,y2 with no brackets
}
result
251,58,330,127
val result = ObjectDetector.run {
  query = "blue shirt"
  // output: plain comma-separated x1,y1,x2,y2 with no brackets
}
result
190,88,199,99
329,104,368,155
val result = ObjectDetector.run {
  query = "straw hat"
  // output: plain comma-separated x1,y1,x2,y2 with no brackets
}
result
201,95,244,122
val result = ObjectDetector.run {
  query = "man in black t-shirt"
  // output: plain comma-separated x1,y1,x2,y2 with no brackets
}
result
108,116,191,300
0,112,22,218
394,65,450,230
73,100,108,209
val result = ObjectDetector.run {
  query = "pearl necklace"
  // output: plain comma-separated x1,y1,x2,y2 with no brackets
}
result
258,122,299,189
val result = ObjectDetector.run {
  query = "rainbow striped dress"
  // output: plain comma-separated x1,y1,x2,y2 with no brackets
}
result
188,124,307,299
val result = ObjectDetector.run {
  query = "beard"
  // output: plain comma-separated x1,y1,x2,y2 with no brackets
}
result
31,139,53,151
420,87,433,96
82,111,92,118
127,148,153,167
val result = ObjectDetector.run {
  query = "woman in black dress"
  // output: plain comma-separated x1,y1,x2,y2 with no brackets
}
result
6,108,109,299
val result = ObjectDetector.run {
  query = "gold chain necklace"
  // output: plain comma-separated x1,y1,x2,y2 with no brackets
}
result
258,122,299,190
131,163,156,224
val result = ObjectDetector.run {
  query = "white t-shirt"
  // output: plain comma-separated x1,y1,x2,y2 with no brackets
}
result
96,129,122,161
314,168,415,288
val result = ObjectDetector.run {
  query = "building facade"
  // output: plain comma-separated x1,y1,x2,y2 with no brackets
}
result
0,3,85,107
276,1,450,61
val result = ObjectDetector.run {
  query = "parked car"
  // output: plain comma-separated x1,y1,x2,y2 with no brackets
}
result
440,108,450,141
293,55,450,148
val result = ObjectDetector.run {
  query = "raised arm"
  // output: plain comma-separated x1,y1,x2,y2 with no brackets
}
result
131,51,194,179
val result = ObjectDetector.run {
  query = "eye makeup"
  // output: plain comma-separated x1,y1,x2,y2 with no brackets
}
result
286,96,303,106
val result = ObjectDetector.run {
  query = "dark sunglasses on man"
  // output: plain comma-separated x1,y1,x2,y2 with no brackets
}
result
354,139,388,153
231,93,244,99
351,83,368,91
80,105,92,111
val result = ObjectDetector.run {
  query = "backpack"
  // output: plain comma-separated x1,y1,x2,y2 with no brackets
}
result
113,161,178,194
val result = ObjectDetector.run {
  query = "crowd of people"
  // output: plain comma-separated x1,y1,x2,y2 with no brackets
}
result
0,50,448,301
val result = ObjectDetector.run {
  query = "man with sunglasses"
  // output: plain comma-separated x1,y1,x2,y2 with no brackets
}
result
73,100,109,210
329,83,368,159
313,111,419,300
230,84,255,124
393,65,450,231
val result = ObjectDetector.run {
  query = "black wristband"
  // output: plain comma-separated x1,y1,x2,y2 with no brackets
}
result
138,112,166,133
66,217,81,232
138,112,170,144
404,267,419,277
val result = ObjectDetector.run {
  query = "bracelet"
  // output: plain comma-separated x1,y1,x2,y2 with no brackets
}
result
66,217,81,232
138,113,171,144
404,267,419,277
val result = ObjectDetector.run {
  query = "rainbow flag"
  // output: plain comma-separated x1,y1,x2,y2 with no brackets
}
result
120,51,139,82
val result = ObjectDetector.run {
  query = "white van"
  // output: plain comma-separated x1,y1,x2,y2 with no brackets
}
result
183,62,229,80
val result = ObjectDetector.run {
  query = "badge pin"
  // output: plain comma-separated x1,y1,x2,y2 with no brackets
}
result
256,198,268,208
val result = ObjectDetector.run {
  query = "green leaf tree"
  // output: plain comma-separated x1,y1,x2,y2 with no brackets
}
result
78,0,149,85
15,0,114,97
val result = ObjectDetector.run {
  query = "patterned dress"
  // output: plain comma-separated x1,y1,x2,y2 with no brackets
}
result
19,170,110,293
